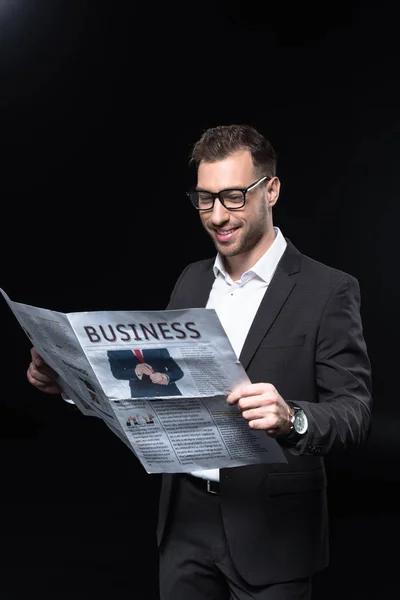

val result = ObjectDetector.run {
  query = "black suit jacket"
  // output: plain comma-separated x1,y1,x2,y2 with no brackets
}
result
156,239,372,586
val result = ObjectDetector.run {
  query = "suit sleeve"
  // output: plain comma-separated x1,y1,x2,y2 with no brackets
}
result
158,348,184,383
107,350,140,380
292,275,373,456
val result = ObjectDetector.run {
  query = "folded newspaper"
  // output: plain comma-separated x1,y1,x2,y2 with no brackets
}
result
1,288,287,473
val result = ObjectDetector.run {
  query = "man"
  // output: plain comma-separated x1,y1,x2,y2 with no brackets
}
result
26,124,372,599
107,347,184,397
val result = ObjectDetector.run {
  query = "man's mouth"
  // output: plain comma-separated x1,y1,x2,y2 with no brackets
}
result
214,227,238,242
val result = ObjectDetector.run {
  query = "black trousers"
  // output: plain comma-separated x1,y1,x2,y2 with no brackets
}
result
159,474,312,600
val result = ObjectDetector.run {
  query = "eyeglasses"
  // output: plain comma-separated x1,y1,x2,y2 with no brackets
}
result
187,176,271,211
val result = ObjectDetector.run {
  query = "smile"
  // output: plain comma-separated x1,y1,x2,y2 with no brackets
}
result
214,228,238,242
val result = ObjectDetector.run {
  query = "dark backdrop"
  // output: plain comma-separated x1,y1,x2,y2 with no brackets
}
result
1,1,399,599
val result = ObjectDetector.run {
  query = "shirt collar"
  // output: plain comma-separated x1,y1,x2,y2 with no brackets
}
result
212,227,287,285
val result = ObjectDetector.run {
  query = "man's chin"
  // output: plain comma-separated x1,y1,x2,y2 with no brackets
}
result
214,242,240,257
208,231,240,256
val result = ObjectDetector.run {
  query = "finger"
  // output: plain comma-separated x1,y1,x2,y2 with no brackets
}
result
242,409,281,429
30,347,43,367
248,417,278,432
28,363,55,385
27,366,62,394
241,408,270,422
31,361,59,381
237,395,277,411
30,348,59,377
29,363,58,385
227,383,274,404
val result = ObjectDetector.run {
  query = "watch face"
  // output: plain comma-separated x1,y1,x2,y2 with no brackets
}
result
294,410,308,435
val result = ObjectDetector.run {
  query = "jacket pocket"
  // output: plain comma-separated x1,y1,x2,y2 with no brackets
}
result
268,469,326,496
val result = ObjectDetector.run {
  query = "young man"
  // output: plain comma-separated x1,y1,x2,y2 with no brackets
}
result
27,124,373,599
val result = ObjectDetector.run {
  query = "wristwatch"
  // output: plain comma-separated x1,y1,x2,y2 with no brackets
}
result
287,403,308,441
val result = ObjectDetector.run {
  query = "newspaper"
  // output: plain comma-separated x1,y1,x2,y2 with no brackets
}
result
1,288,287,473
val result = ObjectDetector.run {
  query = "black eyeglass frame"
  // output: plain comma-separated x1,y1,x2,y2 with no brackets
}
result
186,175,271,211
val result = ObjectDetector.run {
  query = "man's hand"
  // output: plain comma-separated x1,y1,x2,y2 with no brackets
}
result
150,372,169,385
26,347,63,395
227,383,293,437
135,362,154,377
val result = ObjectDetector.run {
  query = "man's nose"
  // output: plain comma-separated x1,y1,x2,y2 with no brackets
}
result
210,197,230,224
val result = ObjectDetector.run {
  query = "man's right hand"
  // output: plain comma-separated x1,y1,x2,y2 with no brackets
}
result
26,347,63,395
135,362,155,377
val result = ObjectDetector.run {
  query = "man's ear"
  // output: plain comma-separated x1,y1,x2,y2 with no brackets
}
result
267,176,281,208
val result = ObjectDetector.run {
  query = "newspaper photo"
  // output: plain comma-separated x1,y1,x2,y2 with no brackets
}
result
1,288,287,473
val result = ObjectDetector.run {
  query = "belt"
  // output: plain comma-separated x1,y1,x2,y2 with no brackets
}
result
183,474,220,495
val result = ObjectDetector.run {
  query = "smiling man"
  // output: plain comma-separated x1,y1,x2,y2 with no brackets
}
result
157,124,372,599
26,124,373,600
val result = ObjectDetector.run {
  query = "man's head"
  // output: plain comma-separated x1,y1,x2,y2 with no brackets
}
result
188,125,281,277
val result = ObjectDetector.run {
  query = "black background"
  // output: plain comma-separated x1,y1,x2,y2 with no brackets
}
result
1,1,399,598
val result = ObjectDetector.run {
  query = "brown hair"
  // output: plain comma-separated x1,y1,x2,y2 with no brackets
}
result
189,124,277,178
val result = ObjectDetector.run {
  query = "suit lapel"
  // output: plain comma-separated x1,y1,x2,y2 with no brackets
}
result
186,261,215,308
239,240,301,370
196,267,215,307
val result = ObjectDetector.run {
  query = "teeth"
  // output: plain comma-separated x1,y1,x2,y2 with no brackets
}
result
218,229,235,235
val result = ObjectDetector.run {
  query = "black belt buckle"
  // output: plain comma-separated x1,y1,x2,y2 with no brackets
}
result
206,480,219,495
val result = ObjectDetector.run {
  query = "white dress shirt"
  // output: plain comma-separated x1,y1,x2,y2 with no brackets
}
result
189,227,287,481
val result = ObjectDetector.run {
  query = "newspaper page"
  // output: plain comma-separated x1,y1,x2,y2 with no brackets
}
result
1,288,287,473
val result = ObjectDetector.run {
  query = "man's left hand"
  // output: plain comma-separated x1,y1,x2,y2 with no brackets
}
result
150,372,169,385
227,383,292,437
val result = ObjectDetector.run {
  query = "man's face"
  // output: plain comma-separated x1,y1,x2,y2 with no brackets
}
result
197,150,274,259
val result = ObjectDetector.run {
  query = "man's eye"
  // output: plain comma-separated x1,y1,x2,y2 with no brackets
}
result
224,192,243,201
